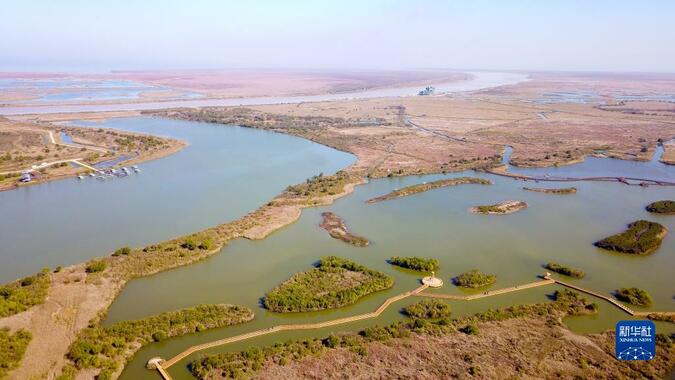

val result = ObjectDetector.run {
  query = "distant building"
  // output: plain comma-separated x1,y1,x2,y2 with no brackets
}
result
20,173,32,182
418,86,436,96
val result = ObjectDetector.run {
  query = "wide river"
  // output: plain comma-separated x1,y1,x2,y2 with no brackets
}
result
1,73,673,380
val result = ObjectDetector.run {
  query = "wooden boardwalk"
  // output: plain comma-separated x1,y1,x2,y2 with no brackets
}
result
417,279,555,301
152,277,673,379
160,284,429,371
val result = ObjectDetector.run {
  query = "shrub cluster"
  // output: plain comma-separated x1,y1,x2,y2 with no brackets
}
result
0,269,51,317
615,287,653,306
403,299,451,319
0,328,32,378
67,304,253,378
263,256,393,313
389,256,439,272
645,200,675,214
544,262,585,278
453,270,496,288
190,290,598,379
594,220,666,255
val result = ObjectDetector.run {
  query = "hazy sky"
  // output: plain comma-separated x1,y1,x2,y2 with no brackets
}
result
2,0,674,72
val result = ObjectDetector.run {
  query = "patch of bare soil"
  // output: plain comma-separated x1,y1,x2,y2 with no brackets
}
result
319,212,369,247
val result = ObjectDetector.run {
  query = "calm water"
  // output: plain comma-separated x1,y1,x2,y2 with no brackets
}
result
0,117,355,281
107,155,674,379
0,78,203,104
1,114,673,379
0,72,528,115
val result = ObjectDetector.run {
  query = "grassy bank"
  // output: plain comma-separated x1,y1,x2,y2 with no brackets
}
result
263,256,393,313
188,290,606,379
0,328,32,379
0,269,50,318
65,304,253,380
367,177,491,204
523,187,577,194
470,200,527,215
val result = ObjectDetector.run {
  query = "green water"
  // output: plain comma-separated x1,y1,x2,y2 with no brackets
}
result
110,170,675,379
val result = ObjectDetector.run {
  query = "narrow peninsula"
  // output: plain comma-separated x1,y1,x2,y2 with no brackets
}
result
523,187,577,194
470,200,527,215
366,177,491,204
319,212,369,247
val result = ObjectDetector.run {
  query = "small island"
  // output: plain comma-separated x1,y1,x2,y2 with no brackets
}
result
366,177,491,204
594,220,668,255
470,200,527,215
319,212,369,247
544,262,585,278
615,287,653,307
389,256,439,272
263,256,393,313
403,299,451,319
645,200,675,214
453,269,496,288
523,187,577,194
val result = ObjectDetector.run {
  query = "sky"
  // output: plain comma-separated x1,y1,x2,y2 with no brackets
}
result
2,0,675,73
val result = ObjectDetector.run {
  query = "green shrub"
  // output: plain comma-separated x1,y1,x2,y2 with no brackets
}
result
112,247,131,256
544,262,585,278
85,260,107,273
0,271,51,318
389,256,439,272
152,331,168,342
0,328,32,378
453,269,496,288
594,220,666,255
182,239,197,251
645,200,675,214
615,287,653,306
198,239,214,250
67,304,253,374
460,324,479,335
263,256,393,313
403,299,451,319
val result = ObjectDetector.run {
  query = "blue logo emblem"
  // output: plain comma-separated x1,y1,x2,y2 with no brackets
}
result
616,320,655,360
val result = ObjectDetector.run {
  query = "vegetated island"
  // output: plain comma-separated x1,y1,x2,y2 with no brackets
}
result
544,262,585,278
615,287,653,307
184,291,675,380
64,304,253,379
319,212,369,247
453,269,497,288
366,177,492,204
523,187,577,194
263,256,393,313
469,200,527,215
389,256,440,272
594,220,668,255
0,170,364,380
645,200,675,214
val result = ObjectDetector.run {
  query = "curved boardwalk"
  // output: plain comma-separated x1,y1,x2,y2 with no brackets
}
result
153,277,673,380
161,284,429,371
484,168,675,187
417,279,554,300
